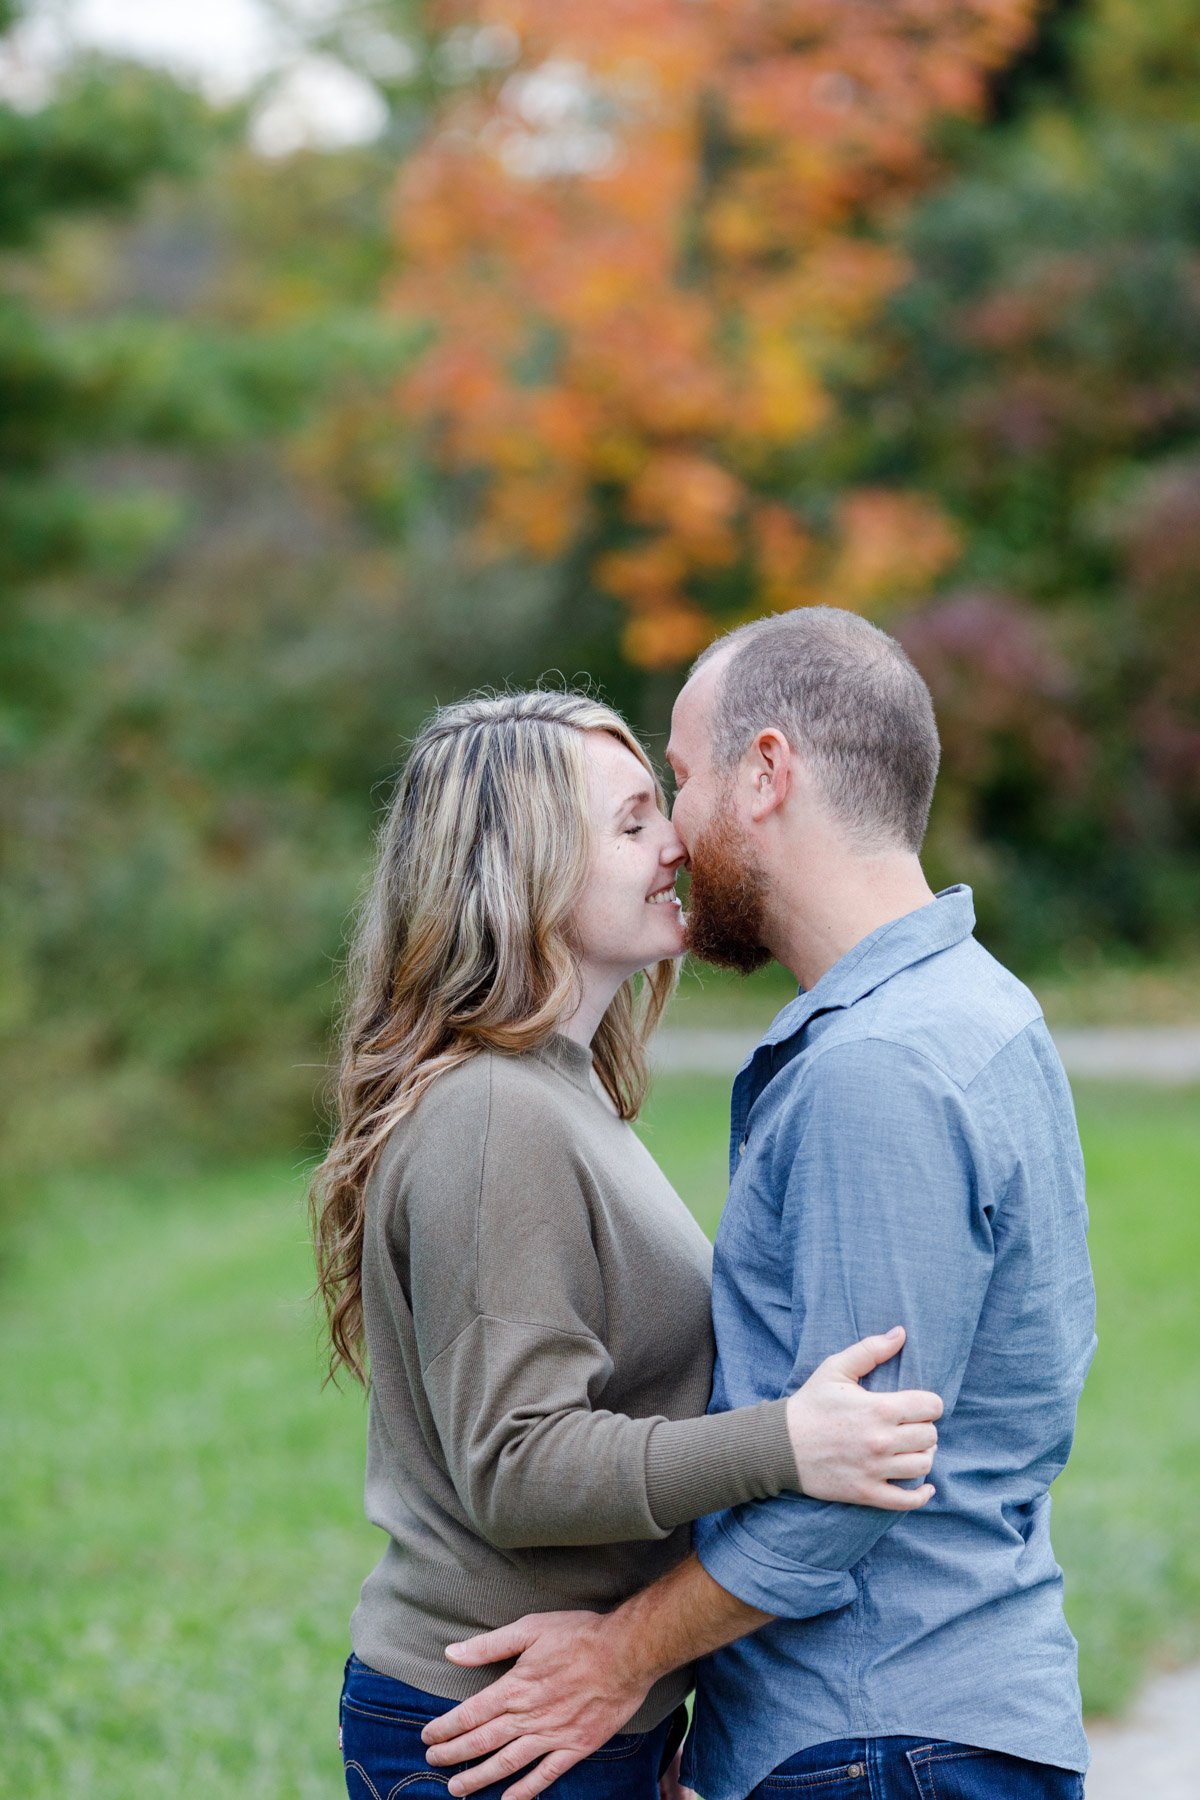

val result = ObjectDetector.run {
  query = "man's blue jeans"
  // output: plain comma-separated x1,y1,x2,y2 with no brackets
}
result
339,1654,684,1799
746,1736,1085,1799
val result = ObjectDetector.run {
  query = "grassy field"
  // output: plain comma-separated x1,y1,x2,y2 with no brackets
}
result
3,1079,1198,1797
668,950,1200,1031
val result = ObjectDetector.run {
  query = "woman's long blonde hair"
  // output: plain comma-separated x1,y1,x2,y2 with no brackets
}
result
310,688,678,1384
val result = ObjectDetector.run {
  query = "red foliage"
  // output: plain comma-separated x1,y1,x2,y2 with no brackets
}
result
1117,460,1200,807
898,591,1091,795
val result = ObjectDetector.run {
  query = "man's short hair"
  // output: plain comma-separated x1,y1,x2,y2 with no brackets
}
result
692,607,940,852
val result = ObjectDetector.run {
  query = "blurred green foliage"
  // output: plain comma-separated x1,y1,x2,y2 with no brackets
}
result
1,0,1199,1180
0,5,425,1172
870,0,1200,958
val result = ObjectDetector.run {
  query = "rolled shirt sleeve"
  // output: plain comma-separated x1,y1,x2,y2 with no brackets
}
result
695,1037,996,1619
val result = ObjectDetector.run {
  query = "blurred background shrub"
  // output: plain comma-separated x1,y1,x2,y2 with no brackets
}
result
1,0,1198,1181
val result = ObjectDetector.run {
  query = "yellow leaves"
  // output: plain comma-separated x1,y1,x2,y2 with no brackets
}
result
480,471,582,559
599,453,745,671
706,195,769,263
737,331,831,447
528,387,596,466
599,540,714,671
827,489,963,611
781,240,911,335
752,503,816,612
590,430,647,483
597,539,689,603
627,453,743,567
391,0,1037,664
621,605,715,670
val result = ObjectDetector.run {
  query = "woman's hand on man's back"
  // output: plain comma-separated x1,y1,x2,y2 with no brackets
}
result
785,1325,943,1509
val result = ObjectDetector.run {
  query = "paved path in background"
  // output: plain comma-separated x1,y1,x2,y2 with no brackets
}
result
1085,1663,1200,1797
653,1024,1200,1082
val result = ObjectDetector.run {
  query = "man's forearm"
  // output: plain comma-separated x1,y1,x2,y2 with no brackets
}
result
605,1553,773,1690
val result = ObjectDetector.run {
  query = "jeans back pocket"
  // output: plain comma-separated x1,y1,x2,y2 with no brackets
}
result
905,1743,1085,1800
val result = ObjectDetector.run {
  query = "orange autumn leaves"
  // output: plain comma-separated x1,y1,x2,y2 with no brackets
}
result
393,0,1036,667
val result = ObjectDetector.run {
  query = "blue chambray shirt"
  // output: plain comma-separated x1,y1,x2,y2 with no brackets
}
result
682,887,1096,1800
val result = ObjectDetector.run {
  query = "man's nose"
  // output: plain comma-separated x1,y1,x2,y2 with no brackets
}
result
661,824,687,867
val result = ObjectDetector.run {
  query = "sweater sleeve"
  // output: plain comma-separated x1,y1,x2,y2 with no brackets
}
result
405,1059,799,1550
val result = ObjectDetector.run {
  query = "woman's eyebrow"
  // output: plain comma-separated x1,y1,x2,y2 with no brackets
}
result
613,787,655,817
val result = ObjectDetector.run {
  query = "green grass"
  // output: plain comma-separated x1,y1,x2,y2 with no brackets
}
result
667,949,1200,1031
0,1162,375,1798
1046,1085,1200,1708
3,1081,1198,1796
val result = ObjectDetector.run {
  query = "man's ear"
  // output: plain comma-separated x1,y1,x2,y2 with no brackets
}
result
747,729,792,822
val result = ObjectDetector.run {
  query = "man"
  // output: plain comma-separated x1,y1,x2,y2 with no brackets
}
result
422,607,1097,1800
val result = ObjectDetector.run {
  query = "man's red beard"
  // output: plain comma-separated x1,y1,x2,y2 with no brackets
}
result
683,803,772,975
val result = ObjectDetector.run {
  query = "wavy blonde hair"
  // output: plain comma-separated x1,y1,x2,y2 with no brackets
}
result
310,688,679,1384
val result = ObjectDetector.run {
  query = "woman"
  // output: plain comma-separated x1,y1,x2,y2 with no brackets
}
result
311,690,941,1800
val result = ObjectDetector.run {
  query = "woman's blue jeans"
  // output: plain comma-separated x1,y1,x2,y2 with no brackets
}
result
339,1654,685,1800
746,1735,1086,1799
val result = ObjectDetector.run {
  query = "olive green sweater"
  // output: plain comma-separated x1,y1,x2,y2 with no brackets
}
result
350,1034,798,1729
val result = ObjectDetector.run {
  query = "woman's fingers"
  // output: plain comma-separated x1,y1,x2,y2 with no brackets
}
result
784,1349,945,1505
885,1451,937,1481
891,1388,944,1424
819,1325,906,1382
871,1479,936,1512
888,1422,939,1454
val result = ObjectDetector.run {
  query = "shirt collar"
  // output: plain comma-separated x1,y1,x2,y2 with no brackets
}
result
758,884,977,1051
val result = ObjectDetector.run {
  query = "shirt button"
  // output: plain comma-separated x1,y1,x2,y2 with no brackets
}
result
738,1139,747,1155
847,1766,865,1779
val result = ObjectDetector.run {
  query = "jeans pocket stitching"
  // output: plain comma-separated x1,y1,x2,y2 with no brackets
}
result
903,1747,939,1800
386,1779,451,1797
343,1759,386,1800
341,1698,436,1727
761,1770,870,1791
588,1735,650,1762
909,1745,1041,1800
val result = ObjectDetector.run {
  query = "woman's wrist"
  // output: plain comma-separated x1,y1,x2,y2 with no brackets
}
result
644,1397,799,1530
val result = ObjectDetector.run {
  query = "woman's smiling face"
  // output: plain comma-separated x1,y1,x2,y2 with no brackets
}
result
572,730,687,982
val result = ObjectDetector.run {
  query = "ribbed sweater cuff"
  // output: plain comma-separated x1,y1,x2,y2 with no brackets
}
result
643,1398,798,1531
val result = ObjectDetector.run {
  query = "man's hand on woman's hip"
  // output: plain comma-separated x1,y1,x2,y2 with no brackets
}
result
425,1553,770,1798
421,1609,647,1800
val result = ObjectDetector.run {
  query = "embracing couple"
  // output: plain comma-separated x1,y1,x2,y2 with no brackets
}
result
312,607,1096,1800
